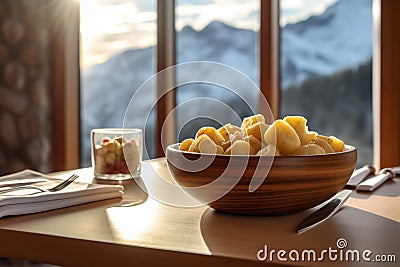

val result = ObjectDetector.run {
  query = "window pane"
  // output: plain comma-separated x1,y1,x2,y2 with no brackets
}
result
279,0,373,166
80,0,157,166
175,0,260,141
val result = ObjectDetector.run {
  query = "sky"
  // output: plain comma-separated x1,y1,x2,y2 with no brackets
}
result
80,0,338,71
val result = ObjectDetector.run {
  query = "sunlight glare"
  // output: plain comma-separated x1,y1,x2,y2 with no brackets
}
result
80,0,157,70
80,0,139,42
106,199,160,242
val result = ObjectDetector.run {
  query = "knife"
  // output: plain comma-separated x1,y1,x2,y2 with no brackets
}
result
0,178,47,188
297,190,352,234
356,166,399,191
346,165,375,187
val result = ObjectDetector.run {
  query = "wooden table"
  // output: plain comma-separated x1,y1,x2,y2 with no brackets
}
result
0,159,398,266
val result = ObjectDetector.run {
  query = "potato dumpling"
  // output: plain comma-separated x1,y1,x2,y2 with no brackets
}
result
230,130,246,142
241,114,265,130
244,122,269,143
283,116,317,145
189,134,209,152
195,127,225,146
264,119,300,155
317,134,345,152
224,140,251,155
221,130,246,150
198,136,218,154
221,140,231,151
218,123,242,141
291,143,325,156
246,135,262,155
216,145,224,154
314,136,335,153
179,138,194,151
256,145,280,156
217,125,229,141
180,114,346,156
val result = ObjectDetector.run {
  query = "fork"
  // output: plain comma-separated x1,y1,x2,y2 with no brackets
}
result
0,174,79,195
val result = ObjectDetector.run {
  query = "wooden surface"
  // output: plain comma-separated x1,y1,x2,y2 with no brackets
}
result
0,158,398,266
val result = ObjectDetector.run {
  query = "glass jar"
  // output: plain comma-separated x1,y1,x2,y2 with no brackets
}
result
91,128,142,180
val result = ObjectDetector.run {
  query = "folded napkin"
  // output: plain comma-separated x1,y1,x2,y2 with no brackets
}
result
0,170,124,218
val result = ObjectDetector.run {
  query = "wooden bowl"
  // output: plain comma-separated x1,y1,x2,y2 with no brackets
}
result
166,144,357,216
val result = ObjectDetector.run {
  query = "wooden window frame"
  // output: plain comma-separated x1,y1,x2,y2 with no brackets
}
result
50,0,80,171
260,0,280,119
157,0,176,158
373,0,400,169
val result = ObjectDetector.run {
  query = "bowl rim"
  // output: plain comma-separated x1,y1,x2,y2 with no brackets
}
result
166,143,356,158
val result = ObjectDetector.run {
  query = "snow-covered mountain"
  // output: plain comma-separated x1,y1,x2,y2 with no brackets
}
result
281,0,372,87
81,0,372,163
174,0,372,88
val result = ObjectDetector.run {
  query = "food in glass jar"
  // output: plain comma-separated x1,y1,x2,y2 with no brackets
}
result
94,136,138,175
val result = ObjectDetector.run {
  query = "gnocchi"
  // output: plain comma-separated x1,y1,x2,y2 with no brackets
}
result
241,114,265,130
218,123,242,141
179,114,347,156
264,119,301,155
314,136,335,153
195,127,225,146
283,116,317,145
244,122,269,143
291,143,325,156
179,138,194,151
224,140,251,155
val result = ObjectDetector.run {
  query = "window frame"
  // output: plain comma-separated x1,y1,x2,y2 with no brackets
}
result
157,0,176,158
373,0,400,169
260,0,280,119
155,0,400,168
50,0,80,171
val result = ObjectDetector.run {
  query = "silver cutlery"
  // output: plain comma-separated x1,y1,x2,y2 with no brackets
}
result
296,165,399,233
0,174,79,195
0,178,47,188
356,166,399,191
346,165,375,187
297,190,352,234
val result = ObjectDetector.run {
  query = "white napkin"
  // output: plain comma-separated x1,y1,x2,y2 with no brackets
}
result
0,170,124,218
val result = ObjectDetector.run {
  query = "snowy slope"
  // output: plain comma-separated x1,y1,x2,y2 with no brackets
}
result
281,0,372,87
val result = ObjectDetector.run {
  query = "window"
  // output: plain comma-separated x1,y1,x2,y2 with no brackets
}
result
175,0,260,142
79,0,157,165
74,0,399,170
279,0,373,167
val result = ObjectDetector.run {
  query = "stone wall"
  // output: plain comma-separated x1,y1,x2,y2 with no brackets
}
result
0,0,52,175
